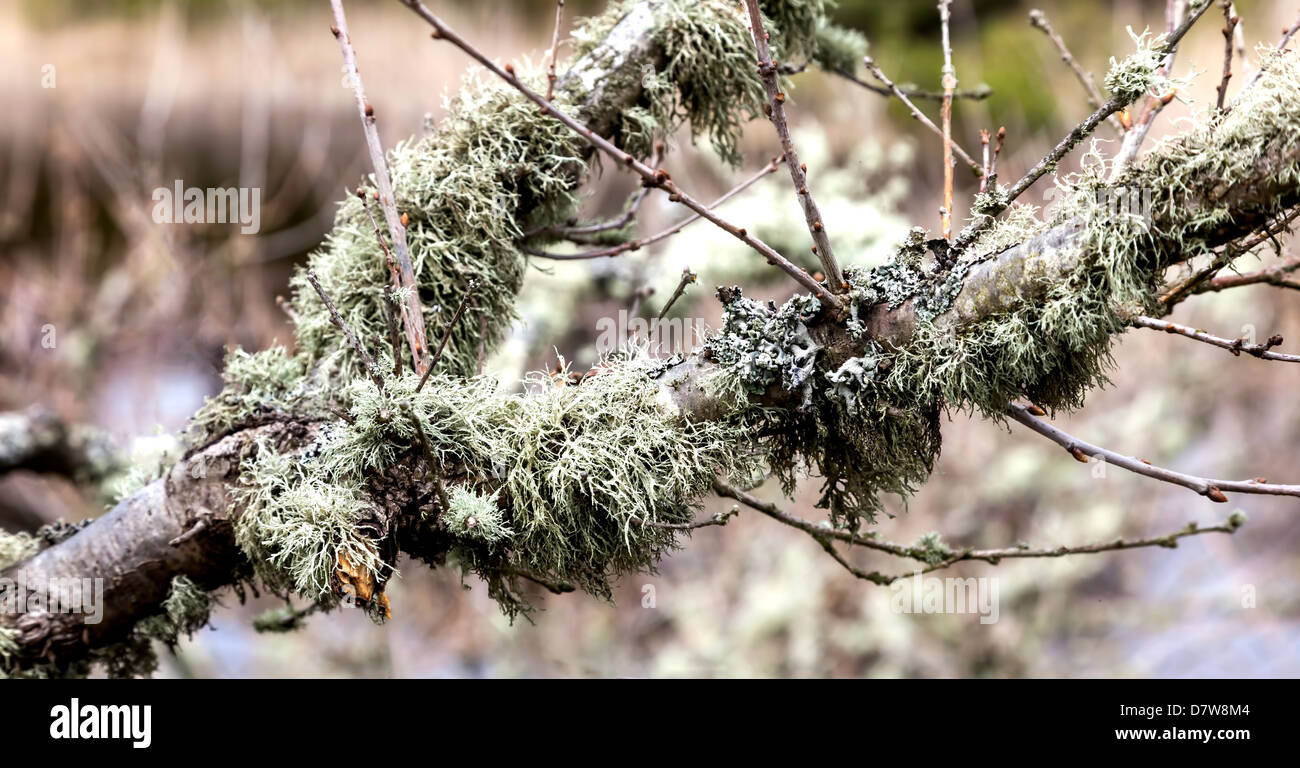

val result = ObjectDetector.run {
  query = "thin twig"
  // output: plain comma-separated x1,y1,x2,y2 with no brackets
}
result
383,287,402,377
832,68,992,102
330,0,431,372
415,279,478,393
1159,207,1300,307
955,95,1126,251
939,0,956,240
524,141,664,242
1237,9,1300,95
307,269,383,389
402,0,841,310
1029,8,1108,111
979,129,991,193
524,155,784,260
655,268,697,321
402,403,450,513
1132,315,1300,363
863,56,981,175
1194,255,1300,294
1216,1,1240,111
1006,403,1300,502
713,480,1244,585
744,0,845,289
545,0,565,101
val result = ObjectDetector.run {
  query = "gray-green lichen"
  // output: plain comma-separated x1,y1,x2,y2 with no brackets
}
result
442,486,511,546
137,575,216,649
1105,28,1167,104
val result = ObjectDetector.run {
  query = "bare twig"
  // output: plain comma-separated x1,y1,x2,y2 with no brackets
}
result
524,141,664,242
415,279,478,393
713,480,1245,586
545,0,565,101
656,268,697,321
1216,1,1240,111
1029,8,1108,112
523,155,785,261
939,0,956,240
979,129,991,193
1194,255,1300,294
1006,403,1300,502
744,0,845,289
1132,315,1300,363
307,269,383,389
1159,207,1300,307
863,56,981,175
832,68,992,102
330,0,431,373
956,95,1126,251
402,0,840,309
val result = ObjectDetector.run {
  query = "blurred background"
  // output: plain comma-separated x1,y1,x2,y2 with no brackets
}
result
2,0,1298,677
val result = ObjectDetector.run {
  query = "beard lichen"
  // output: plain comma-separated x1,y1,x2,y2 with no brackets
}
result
231,352,762,617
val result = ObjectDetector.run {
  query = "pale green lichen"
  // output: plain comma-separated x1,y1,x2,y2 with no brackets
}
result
137,575,216,648
0,529,39,570
442,486,511,546
233,445,385,602
1105,28,1166,104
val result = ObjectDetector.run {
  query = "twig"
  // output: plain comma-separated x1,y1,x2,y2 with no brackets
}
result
383,289,402,377
415,280,478,393
1194,255,1300,294
831,68,992,102
744,0,845,289
955,95,1126,251
545,0,565,101
477,308,487,375
506,567,575,594
523,155,784,260
863,56,981,175
713,480,1245,585
979,129,991,193
655,268,697,321
402,403,450,513
1237,9,1300,95
939,0,956,240
1132,315,1300,363
524,141,664,242
307,269,383,389
330,0,431,372
629,506,736,530
1216,1,1240,111
402,0,841,310
1159,207,1300,307
1110,0,1215,178
1029,8,1108,111
990,125,1005,183
1006,403,1300,502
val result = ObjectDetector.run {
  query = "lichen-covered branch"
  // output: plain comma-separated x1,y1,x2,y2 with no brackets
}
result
5,0,1300,677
